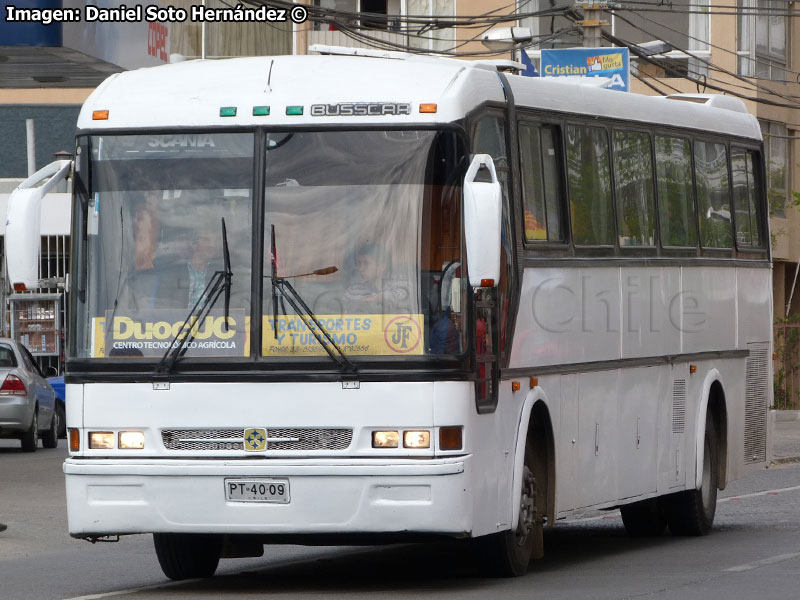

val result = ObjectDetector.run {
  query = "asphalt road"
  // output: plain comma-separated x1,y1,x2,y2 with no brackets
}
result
3,439,800,600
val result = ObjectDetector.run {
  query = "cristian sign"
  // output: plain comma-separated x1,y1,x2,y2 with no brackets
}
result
540,48,630,92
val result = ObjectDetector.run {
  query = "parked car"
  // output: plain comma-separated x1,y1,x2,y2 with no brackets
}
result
46,375,66,438
0,339,59,451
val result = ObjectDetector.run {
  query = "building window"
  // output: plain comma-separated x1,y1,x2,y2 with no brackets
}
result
312,1,398,32
738,0,786,80
407,0,455,51
761,120,788,217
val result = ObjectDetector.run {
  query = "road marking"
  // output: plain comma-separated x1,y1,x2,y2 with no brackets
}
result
564,484,800,523
718,484,800,503
724,552,800,572
62,580,200,600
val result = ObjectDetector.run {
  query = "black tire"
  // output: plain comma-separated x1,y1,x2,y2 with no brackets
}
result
620,498,667,537
41,408,59,449
666,417,718,536
153,533,223,580
56,401,67,439
473,439,539,577
20,410,38,453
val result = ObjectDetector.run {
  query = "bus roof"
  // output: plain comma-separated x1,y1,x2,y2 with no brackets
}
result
78,53,761,142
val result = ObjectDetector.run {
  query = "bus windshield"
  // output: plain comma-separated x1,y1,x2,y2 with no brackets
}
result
70,129,467,364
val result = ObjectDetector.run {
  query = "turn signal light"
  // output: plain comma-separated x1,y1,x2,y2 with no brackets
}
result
480,279,495,288
372,431,399,448
69,428,80,452
12,283,26,292
92,110,109,120
419,103,437,113
439,426,463,451
0,374,26,396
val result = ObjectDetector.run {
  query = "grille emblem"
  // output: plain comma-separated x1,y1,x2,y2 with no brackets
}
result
244,428,266,451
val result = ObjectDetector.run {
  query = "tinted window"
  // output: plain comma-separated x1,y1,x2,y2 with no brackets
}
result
0,345,17,368
613,130,656,247
695,141,733,248
519,123,563,242
567,125,614,246
731,148,764,248
655,136,696,247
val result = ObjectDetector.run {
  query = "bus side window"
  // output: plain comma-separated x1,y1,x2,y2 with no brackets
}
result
566,124,614,246
519,123,564,243
655,136,697,248
613,130,656,247
731,148,764,248
695,140,733,249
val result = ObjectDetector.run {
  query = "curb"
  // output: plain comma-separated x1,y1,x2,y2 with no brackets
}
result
774,410,800,422
770,457,800,466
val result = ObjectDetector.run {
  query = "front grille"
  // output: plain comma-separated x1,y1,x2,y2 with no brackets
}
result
161,428,244,451
161,428,353,451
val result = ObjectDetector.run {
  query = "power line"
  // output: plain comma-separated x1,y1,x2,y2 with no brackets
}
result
610,10,800,107
601,28,800,109
610,6,800,86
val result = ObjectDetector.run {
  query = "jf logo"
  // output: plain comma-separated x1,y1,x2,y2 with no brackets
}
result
244,428,266,451
384,316,421,354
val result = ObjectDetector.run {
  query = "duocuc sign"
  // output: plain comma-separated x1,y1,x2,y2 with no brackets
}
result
540,47,630,92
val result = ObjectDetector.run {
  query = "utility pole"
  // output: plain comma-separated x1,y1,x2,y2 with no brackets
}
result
575,1,609,48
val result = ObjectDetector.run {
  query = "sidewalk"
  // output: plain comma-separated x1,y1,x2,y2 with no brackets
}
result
772,410,800,464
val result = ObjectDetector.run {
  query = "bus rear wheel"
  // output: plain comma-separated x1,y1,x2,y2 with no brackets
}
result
666,418,718,536
153,533,223,580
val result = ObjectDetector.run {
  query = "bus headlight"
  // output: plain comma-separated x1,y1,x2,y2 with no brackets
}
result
403,430,431,448
88,432,115,450
372,431,399,448
119,431,145,449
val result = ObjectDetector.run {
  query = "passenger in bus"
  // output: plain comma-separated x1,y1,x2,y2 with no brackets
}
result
343,242,409,313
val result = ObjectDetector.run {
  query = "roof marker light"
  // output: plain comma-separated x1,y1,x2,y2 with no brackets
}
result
419,104,437,113
219,107,237,117
253,106,270,116
92,110,109,120
286,105,304,116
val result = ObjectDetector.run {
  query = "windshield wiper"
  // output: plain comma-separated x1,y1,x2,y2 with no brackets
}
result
267,225,355,374
155,217,233,375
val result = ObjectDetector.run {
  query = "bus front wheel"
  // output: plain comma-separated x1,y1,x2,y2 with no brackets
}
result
666,418,719,536
153,533,223,580
620,498,667,537
474,438,542,576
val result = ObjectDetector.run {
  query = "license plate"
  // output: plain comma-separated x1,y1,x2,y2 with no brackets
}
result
224,479,290,503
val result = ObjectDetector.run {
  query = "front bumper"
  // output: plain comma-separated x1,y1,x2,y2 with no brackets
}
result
64,456,472,537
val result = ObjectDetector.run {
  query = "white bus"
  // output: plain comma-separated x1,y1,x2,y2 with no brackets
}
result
6,49,772,579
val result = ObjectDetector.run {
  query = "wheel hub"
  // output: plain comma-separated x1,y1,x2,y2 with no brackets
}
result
516,465,536,546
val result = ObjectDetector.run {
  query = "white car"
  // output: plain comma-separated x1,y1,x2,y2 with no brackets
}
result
0,339,59,452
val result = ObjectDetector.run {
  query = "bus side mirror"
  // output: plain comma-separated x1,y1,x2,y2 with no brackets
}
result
6,160,72,291
463,154,502,288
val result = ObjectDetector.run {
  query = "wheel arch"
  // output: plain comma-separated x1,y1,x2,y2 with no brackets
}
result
695,369,728,490
511,390,556,529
